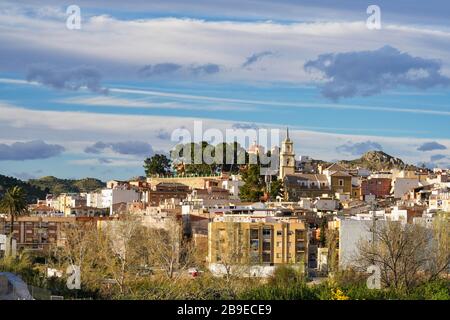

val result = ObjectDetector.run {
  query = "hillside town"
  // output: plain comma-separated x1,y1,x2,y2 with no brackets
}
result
0,129,448,300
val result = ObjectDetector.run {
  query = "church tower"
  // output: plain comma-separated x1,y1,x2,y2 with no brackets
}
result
279,127,295,179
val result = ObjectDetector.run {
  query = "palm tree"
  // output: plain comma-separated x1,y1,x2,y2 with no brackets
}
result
0,186,28,255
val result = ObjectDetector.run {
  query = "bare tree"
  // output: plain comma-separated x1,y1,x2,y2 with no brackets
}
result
148,218,196,279
105,213,143,294
49,221,106,292
212,222,251,281
427,213,450,281
355,219,449,291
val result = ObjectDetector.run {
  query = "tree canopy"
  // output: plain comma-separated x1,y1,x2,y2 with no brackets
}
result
143,154,172,177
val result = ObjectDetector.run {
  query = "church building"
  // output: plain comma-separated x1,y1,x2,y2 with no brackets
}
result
278,128,353,201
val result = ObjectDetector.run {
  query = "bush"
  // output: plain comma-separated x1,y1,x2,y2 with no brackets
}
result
0,253,43,286
239,265,318,300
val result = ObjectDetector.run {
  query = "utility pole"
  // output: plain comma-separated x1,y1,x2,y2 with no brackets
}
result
371,201,377,264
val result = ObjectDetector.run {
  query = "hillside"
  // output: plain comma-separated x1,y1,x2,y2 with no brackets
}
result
338,151,417,171
28,176,105,195
0,174,47,204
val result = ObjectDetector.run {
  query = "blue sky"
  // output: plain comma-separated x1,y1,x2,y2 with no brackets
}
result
0,1,450,180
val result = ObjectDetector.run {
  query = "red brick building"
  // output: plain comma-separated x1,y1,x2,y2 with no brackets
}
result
0,216,113,251
361,178,392,198
145,182,190,206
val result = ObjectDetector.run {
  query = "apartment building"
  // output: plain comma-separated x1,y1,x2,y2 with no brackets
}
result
53,193,87,216
0,216,115,252
0,216,75,251
208,214,308,277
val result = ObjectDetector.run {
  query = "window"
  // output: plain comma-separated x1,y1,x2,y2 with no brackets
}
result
276,253,281,259
262,228,271,237
276,241,282,247
339,179,344,186
250,229,259,239
276,230,282,236
262,253,271,263
296,230,305,240
262,241,271,251
250,239,259,250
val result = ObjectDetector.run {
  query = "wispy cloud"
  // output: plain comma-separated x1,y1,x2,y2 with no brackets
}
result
69,158,143,167
242,51,273,68
57,95,252,111
138,63,221,78
0,102,449,170
336,140,383,156
85,141,154,156
232,123,260,130
110,87,450,116
430,154,447,162
1,8,450,84
2,77,450,116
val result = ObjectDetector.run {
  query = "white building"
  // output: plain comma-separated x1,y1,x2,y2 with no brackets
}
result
337,219,381,268
391,178,421,199
86,192,102,208
221,175,244,200
101,188,140,214
389,207,408,223
429,191,450,212
314,198,338,211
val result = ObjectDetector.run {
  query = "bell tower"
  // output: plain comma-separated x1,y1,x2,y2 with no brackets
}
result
279,127,295,179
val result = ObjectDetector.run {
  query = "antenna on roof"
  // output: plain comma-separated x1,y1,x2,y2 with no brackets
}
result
286,127,289,140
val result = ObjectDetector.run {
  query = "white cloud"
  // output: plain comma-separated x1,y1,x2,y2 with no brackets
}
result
1,8,450,82
57,95,253,111
111,87,450,116
69,158,142,167
0,102,449,166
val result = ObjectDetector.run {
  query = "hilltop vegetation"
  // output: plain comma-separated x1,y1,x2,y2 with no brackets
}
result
0,174,47,204
28,176,105,195
0,174,105,203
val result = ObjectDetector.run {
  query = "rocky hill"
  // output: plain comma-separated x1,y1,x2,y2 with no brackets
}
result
338,151,417,171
